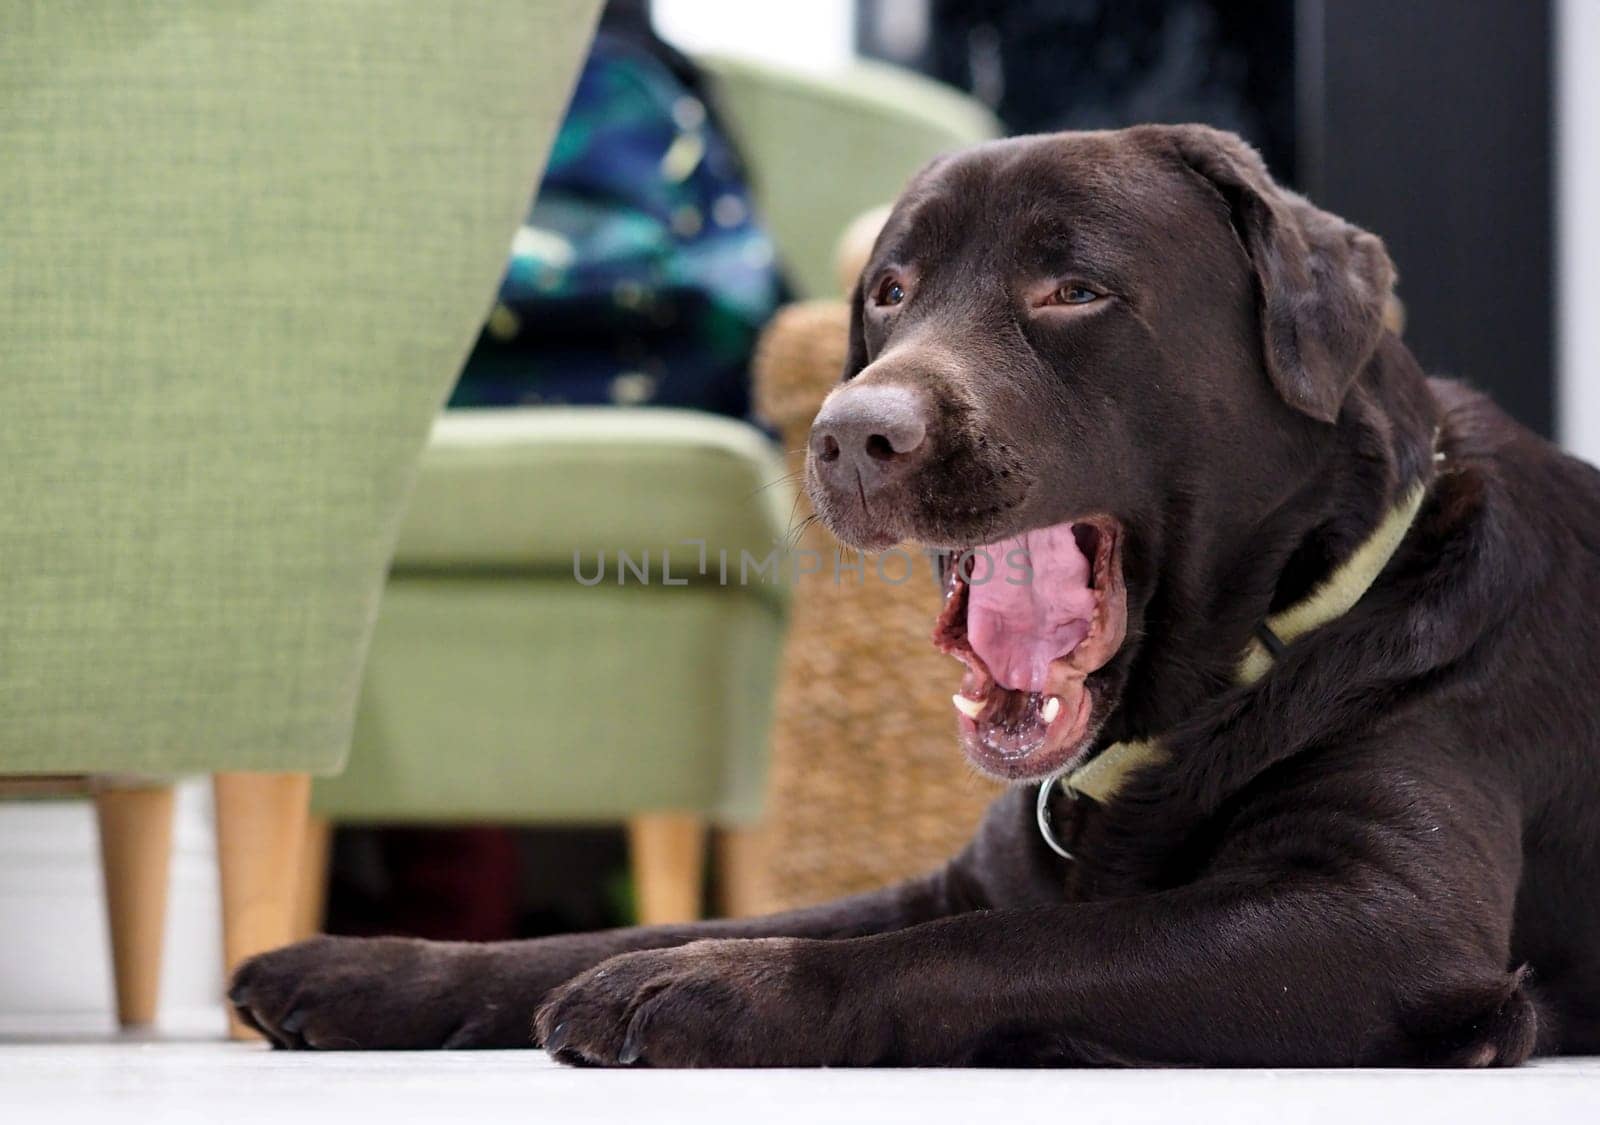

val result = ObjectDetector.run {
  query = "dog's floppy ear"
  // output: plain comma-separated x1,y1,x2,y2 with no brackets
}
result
842,277,869,382
1168,125,1395,423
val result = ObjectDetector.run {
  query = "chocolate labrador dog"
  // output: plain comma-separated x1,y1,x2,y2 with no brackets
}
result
230,125,1600,1066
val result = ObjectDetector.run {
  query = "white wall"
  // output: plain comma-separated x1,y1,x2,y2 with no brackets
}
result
1558,0,1600,459
652,0,855,72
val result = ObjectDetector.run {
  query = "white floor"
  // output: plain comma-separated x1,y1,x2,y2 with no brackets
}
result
0,1027,1596,1125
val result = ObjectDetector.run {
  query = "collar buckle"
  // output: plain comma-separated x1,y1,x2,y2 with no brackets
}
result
1035,773,1076,861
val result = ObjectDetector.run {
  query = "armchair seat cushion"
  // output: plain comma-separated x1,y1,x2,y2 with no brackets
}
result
393,408,791,587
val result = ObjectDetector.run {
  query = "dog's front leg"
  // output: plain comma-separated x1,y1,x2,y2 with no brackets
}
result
537,871,1529,1067
225,874,953,1050
229,791,1061,1049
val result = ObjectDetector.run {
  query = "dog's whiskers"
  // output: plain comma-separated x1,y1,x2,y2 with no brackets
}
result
748,469,804,500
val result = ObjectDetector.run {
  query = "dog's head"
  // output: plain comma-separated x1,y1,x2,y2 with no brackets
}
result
804,125,1396,781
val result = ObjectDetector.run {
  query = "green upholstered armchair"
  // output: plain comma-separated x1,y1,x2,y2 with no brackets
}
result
308,57,999,925
0,0,600,1032
701,54,1002,300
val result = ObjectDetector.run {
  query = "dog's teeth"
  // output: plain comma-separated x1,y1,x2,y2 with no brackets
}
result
952,694,985,720
1041,696,1062,723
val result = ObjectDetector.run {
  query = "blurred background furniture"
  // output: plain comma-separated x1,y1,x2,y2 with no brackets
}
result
701,53,1001,299
310,409,790,926
307,54,997,927
0,0,600,1033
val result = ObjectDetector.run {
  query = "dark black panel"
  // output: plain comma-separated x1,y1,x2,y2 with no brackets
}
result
1301,0,1553,434
860,0,1298,181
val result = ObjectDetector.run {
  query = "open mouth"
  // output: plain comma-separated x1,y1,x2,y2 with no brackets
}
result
932,517,1128,781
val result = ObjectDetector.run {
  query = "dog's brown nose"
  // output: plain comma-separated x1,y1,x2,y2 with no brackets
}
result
810,383,930,488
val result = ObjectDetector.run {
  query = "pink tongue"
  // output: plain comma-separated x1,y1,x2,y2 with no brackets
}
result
965,523,1097,692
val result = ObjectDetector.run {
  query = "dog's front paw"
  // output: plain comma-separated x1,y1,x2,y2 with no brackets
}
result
534,938,857,1067
229,935,530,1049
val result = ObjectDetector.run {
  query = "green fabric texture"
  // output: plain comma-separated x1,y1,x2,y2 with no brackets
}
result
313,578,784,824
698,55,1001,298
392,408,792,605
0,1,602,775
314,56,997,825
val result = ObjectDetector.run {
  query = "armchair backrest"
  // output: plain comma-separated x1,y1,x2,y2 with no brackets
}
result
0,0,601,775
699,54,1000,299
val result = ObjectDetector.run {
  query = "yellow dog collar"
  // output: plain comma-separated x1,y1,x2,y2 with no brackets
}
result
1036,477,1431,860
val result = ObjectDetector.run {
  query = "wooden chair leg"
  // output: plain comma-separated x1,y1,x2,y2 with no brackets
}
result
94,784,176,1027
292,813,332,942
715,825,772,919
628,813,707,925
214,772,310,1040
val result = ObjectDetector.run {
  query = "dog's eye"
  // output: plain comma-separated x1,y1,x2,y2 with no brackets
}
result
873,275,906,307
1046,285,1099,306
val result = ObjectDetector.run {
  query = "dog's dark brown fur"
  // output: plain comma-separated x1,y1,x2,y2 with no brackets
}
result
231,126,1600,1066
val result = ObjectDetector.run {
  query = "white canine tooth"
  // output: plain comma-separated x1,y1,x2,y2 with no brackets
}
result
952,694,985,720
1041,696,1062,723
